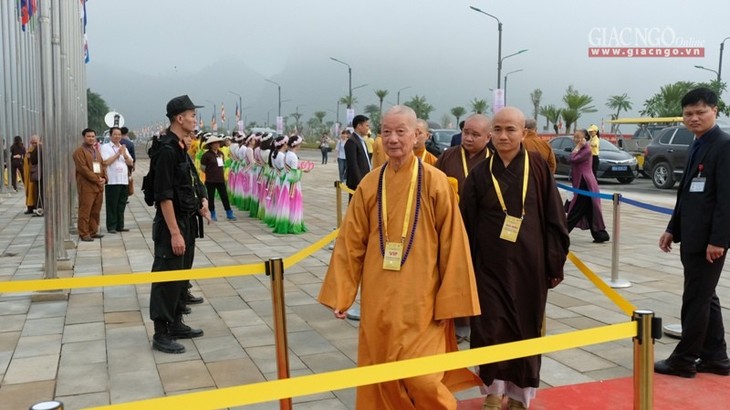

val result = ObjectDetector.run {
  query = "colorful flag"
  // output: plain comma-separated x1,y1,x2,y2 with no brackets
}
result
235,102,240,122
220,103,226,123
211,104,217,131
19,0,36,31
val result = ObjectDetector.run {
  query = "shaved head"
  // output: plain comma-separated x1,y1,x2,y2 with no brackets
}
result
491,107,527,161
461,114,491,155
415,119,429,150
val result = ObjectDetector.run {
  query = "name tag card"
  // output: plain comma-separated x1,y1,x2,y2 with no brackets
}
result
217,157,224,167
93,161,101,174
383,242,403,271
500,215,523,243
689,177,706,193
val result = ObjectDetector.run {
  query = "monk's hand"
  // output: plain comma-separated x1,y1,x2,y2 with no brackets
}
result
548,277,563,289
706,244,725,264
333,309,347,320
659,232,673,253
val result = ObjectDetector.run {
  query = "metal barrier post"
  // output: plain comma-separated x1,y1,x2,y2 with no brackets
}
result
608,192,631,288
633,310,659,410
334,180,343,228
265,258,292,410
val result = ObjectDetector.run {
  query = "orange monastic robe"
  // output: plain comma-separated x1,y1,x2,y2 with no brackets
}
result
371,136,387,169
319,154,481,410
415,146,438,166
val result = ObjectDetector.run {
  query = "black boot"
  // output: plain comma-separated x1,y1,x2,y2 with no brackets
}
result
186,290,204,304
152,320,185,354
169,316,204,338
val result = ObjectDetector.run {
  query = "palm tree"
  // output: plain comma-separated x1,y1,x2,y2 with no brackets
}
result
539,104,562,133
606,93,633,133
364,104,381,132
87,88,110,133
640,81,695,117
339,95,358,110
314,111,326,125
290,112,303,131
450,106,466,125
561,108,579,134
374,89,389,119
530,89,543,122
470,98,488,114
404,95,435,119
562,86,597,131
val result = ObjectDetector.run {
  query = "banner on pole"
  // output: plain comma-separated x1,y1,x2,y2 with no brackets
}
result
276,116,283,134
492,89,505,114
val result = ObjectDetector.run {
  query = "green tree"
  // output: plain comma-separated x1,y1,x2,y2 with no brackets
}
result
530,89,543,122
561,108,579,134
290,112,303,131
640,80,729,117
562,86,597,132
470,98,488,114
374,89,389,120
339,95,358,110
364,104,381,132
606,93,633,132
87,88,109,133
539,104,562,133
404,95,435,119
450,106,466,125
314,111,326,125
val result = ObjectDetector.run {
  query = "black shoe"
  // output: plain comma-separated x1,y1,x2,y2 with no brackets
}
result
654,359,696,378
24,209,34,215
152,333,186,354
91,234,104,239
80,236,93,242
108,230,117,234
186,291,204,304
169,319,204,338
117,228,130,232
697,358,730,376
182,306,191,315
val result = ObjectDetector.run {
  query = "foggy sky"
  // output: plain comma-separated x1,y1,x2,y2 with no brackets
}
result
86,0,730,132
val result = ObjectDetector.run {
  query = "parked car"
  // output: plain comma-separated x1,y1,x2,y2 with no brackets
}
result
425,128,458,156
549,136,638,184
643,124,730,189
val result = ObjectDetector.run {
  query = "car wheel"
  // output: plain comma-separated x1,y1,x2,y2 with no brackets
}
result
617,177,634,184
652,162,675,189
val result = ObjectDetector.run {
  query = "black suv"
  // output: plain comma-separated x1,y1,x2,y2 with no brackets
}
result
644,125,730,189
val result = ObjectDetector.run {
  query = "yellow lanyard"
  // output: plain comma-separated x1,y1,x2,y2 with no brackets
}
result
461,146,490,178
381,158,419,243
489,150,529,218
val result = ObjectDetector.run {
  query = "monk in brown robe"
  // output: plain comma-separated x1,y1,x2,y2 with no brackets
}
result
414,119,438,166
522,118,556,174
435,114,491,341
73,128,107,241
460,107,569,410
319,105,481,409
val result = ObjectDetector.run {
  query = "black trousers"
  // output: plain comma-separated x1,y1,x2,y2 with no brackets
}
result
11,160,23,190
566,180,609,242
105,184,129,231
150,213,197,325
670,248,728,364
205,181,232,213
320,147,329,164
592,155,599,177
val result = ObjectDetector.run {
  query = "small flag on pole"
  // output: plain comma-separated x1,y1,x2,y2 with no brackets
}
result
235,102,240,122
220,103,226,123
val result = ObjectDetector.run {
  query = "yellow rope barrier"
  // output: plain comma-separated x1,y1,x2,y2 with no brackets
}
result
568,251,637,316
338,181,356,195
88,321,636,410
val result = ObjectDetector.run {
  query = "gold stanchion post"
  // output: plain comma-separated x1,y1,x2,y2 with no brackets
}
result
633,310,659,410
334,180,343,228
266,258,292,410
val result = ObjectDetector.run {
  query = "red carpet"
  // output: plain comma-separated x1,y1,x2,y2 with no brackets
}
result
458,373,730,409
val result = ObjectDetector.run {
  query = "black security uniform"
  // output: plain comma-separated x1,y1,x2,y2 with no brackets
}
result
149,130,207,327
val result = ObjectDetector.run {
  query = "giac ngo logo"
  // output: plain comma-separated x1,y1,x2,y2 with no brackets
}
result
588,27,705,58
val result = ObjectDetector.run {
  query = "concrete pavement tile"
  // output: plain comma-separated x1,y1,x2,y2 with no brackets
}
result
245,345,307,374
0,299,30,315
157,359,215,392
209,295,249,312
68,292,103,307
539,356,594,387
26,300,68,319
21,316,65,336
287,330,338,356
14,334,62,358
184,316,231,338
237,285,274,303
583,366,632,381
197,282,239,297
0,351,11,377
293,398,349,410
0,331,21,351
105,324,150,350
109,369,164,404
3,354,59,384
330,337,359,363
105,311,143,324
298,283,324,298
288,303,332,323
283,289,318,306
60,340,107,365
568,305,629,325
62,322,106,343
219,309,266,328
56,362,109,396
307,319,359,340
259,312,312,333
65,306,104,325
55,392,110,409
103,285,137,298
192,335,247,362
207,357,266,387
0,380,56,410
545,348,617,372
104,296,140,312
151,338,201,364
247,300,274,317
299,351,355,373
108,345,156,373
230,401,280,410
231,324,274,348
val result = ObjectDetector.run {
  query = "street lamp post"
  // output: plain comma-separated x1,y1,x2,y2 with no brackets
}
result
504,69,523,105
500,49,528,70
719,36,730,83
470,6,502,88
330,57,352,108
265,79,282,118
397,86,411,105
695,64,720,79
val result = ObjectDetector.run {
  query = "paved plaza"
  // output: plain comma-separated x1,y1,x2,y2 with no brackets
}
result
0,148,728,409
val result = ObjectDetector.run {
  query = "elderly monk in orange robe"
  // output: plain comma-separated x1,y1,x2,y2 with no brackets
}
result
319,105,481,409
414,119,439,165
522,118,556,174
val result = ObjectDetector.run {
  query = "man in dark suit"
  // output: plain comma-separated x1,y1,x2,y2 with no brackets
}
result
345,114,372,192
655,88,730,378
